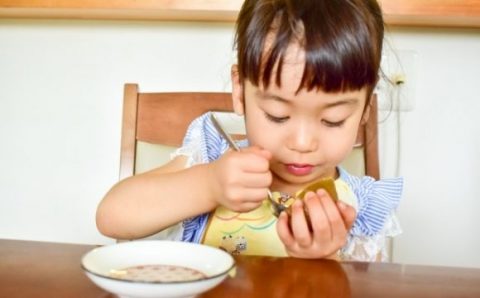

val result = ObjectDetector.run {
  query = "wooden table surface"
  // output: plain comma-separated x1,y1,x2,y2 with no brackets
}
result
1,239,480,298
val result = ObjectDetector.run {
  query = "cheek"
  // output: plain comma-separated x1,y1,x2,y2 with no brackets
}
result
332,139,355,160
324,126,360,161
244,113,284,152
245,118,276,149
244,102,269,147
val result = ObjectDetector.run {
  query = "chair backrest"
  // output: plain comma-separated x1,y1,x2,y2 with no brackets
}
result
119,83,379,180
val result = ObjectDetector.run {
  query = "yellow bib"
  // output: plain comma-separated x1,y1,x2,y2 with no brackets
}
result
201,179,356,256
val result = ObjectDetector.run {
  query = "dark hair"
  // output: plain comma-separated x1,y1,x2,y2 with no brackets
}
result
234,0,384,96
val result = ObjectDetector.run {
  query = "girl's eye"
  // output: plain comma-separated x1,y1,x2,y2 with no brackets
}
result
264,112,289,123
322,119,345,127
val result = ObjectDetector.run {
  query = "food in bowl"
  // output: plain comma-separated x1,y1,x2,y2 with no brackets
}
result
109,264,207,282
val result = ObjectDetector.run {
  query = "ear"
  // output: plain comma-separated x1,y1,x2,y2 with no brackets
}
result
231,65,245,115
360,95,372,125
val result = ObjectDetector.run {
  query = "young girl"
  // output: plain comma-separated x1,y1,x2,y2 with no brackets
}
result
97,0,402,261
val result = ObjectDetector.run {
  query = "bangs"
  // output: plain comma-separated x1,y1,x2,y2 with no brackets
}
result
235,0,383,93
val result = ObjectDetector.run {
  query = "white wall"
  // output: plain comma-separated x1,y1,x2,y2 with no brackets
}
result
0,19,235,246
0,19,479,268
381,27,480,268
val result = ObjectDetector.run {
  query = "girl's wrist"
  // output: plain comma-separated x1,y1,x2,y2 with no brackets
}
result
203,162,222,209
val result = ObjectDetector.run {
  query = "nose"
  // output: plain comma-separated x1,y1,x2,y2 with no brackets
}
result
286,122,318,153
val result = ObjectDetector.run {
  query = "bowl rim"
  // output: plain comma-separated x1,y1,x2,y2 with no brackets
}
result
80,241,235,285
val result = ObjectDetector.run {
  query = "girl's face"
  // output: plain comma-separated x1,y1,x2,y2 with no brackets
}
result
232,43,369,191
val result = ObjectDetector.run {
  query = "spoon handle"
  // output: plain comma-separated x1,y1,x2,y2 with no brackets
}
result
210,114,240,151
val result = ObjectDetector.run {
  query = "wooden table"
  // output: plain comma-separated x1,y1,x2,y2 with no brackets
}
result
1,239,480,297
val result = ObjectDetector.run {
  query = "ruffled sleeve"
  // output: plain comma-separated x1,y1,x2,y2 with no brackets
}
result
341,212,402,261
170,112,229,167
170,112,232,243
339,168,403,237
338,167,403,261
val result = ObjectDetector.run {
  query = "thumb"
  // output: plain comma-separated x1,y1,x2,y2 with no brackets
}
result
337,201,356,230
243,146,272,160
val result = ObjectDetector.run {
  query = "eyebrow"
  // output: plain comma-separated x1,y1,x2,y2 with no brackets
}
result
256,90,291,103
323,98,359,109
256,90,359,108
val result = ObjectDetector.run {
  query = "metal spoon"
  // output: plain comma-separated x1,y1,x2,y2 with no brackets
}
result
209,113,286,216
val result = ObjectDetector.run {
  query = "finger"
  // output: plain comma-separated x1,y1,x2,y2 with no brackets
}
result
237,201,264,212
228,201,263,213
243,146,272,160
317,189,347,241
237,152,271,173
276,212,295,246
240,172,272,188
256,149,272,160
337,201,357,230
303,192,331,244
290,200,312,248
228,188,271,203
222,149,268,173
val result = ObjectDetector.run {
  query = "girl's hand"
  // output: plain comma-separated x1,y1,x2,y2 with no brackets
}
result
209,146,272,212
276,189,356,259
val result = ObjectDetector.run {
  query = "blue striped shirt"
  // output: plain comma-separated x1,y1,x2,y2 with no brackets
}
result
179,112,403,243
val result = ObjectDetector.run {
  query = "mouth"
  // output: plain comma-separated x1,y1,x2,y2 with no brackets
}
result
284,163,314,176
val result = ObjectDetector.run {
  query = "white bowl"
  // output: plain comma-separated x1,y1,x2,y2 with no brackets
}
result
81,240,235,298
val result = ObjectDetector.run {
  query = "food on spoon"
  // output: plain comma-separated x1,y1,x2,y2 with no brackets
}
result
271,192,296,208
272,178,338,216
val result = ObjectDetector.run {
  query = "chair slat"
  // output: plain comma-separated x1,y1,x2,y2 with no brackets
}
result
136,92,233,146
120,83,379,180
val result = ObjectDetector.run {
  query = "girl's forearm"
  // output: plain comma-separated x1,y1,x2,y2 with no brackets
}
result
96,163,218,240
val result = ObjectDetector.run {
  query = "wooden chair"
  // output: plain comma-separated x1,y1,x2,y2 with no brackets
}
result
119,83,379,180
